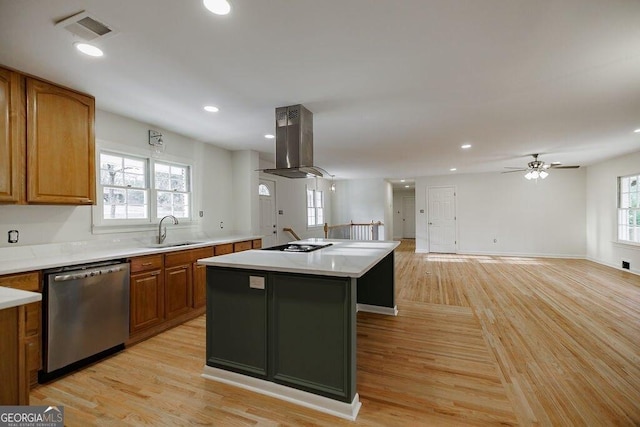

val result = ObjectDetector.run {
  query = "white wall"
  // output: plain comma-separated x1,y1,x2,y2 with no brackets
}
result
331,178,391,240
0,110,236,247
586,150,640,274
393,189,415,239
415,169,587,257
232,150,260,234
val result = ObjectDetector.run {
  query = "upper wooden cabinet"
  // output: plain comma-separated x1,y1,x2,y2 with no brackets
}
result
0,65,96,205
0,68,25,203
26,78,95,204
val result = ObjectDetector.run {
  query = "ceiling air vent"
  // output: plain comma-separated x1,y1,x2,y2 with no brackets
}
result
55,11,117,42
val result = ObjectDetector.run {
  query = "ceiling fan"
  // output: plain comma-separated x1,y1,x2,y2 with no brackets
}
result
502,154,580,180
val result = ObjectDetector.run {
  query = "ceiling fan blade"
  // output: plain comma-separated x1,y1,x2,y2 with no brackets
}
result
549,165,580,169
501,169,526,174
504,166,526,169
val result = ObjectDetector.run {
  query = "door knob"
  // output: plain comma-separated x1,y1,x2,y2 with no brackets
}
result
429,222,433,225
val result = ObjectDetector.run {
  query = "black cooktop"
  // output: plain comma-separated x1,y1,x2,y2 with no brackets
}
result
262,243,333,253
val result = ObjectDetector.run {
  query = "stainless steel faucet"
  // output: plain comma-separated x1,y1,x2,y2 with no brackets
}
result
158,215,179,244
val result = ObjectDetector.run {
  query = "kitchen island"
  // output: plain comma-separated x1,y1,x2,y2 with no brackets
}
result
198,239,399,420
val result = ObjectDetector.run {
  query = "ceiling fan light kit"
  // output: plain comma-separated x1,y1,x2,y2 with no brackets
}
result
503,154,579,181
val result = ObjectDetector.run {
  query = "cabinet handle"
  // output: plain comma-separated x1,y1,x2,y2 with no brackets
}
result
150,271,160,276
142,262,153,266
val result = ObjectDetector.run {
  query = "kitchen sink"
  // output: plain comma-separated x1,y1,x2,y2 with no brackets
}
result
146,241,205,248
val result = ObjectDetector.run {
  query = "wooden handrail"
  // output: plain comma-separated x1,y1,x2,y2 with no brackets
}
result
282,227,301,241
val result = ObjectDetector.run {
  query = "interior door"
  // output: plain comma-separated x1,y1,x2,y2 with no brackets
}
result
259,179,277,248
402,196,416,238
428,186,456,253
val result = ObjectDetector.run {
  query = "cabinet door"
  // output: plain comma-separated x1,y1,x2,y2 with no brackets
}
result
0,67,24,203
26,78,95,205
0,307,20,405
165,264,192,320
130,270,164,334
192,262,207,309
206,268,267,378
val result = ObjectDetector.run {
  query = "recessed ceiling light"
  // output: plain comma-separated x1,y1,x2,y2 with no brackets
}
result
74,42,103,57
203,0,231,15
461,144,472,149
204,105,219,113
404,185,410,188
634,128,640,133
450,168,457,171
264,134,275,139
400,179,406,182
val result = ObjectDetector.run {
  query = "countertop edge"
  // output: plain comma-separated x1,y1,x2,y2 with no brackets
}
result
198,240,400,278
0,235,262,276
0,287,43,310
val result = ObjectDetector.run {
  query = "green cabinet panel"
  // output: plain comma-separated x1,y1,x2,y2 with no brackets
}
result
269,273,356,402
206,268,267,378
357,251,395,308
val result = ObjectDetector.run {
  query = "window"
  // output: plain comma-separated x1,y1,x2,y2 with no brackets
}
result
154,162,190,219
100,152,149,220
306,188,324,227
618,174,640,244
258,183,271,196
98,151,192,224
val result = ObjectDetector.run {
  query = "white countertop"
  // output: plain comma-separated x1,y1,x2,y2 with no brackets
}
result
197,239,400,278
0,286,42,310
0,235,261,276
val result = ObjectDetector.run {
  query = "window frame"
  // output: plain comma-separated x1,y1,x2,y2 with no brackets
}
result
94,149,194,230
98,150,151,226
617,173,640,245
306,186,324,229
153,160,192,221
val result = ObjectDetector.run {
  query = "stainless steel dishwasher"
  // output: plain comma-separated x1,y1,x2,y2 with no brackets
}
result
41,260,130,381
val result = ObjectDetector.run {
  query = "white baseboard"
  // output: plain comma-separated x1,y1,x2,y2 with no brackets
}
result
586,256,640,277
414,249,584,259
357,303,398,316
201,366,362,421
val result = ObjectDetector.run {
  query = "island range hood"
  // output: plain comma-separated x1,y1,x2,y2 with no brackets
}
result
263,104,324,178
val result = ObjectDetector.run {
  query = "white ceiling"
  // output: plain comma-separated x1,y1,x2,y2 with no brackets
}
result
1,0,639,181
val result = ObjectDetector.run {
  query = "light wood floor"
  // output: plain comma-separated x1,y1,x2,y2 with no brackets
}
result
31,240,640,426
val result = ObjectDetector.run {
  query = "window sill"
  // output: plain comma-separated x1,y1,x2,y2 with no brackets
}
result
613,240,640,249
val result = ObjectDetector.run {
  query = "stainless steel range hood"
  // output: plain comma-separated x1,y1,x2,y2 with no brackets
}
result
263,104,324,178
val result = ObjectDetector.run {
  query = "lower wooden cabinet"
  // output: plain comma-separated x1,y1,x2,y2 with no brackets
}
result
0,271,40,403
192,262,207,308
130,265,164,334
164,264,192,320
128,245,214,344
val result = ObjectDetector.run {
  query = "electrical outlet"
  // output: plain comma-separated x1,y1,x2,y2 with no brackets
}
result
199,211,204,217
8,229,19,243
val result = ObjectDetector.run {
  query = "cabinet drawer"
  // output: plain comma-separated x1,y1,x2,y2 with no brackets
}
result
0,272,40,291
233,241,252,252
214,243,233,256
165,247,214,267
130,255,164,273
252,239,262,249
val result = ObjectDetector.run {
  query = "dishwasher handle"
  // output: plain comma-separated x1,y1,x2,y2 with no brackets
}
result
53,264,129,282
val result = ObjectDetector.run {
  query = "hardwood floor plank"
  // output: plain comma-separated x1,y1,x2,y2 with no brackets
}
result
30,240,640,425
